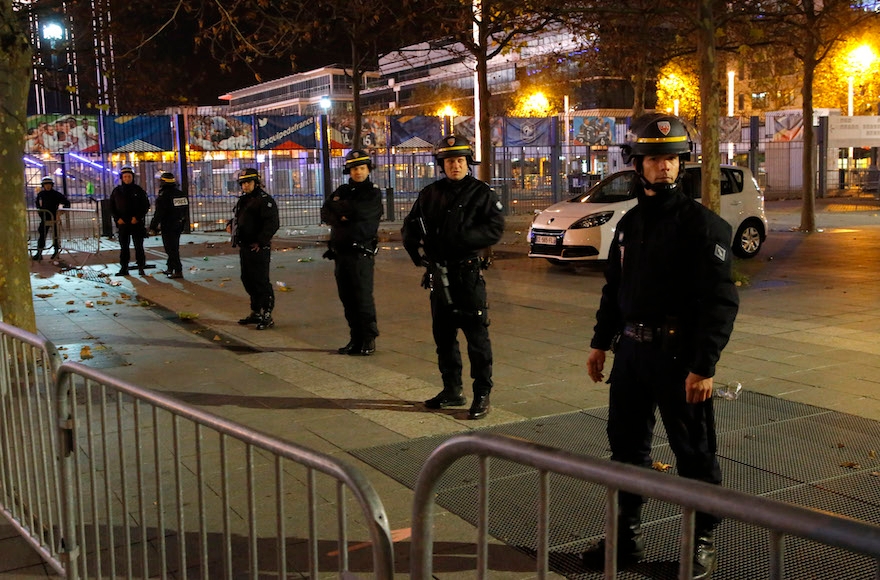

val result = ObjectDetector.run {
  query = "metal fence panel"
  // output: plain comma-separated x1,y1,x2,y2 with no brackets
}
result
53,362,394,579
0,321,66,576
410,432,880,580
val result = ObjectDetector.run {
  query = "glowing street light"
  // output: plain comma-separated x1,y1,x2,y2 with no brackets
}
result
846,44,877,116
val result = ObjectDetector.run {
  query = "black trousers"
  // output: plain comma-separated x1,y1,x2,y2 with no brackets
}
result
240,246,274,313
36,217,60,252
430,264,493,396
161,230,182,273
117,225,146,270
334,252,378,341
607,336,722,529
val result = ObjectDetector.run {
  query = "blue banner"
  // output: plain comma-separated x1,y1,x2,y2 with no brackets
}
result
104,115,174,152
505,118,553,146
389,116,442,148
257,115,316,150
452,117,504,147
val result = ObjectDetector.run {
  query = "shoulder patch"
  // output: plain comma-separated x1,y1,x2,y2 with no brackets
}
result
495,200,503,211
714,243,727,262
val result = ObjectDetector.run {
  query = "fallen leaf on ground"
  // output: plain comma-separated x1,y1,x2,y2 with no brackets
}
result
80,346,93,360
178,311,200,321
840,461,861,469
652,461,672,472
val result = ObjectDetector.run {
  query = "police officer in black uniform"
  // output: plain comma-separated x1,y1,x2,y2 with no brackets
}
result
149,172,189,279
321,150,383,356
228,168,280,330
402,135,505,420
582,114,739,579
109,166,151,276
33,176,70,260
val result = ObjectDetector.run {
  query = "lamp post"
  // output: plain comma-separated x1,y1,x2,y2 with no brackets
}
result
320,97,332,198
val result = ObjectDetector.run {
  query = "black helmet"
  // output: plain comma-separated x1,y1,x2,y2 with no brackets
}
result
621,114,691,165
159,172,176,184
238,167,260,186
343,149,373,174
434,135,477,165
120,165,135,176
41,176,54,186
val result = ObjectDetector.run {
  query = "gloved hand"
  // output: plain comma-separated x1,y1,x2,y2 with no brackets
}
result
322,249,336,260
421,270,431,289
249,242,260,252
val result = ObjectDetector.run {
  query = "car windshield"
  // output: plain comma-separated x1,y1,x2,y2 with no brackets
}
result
569,171,638,203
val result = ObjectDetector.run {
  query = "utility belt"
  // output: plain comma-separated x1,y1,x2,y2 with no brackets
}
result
334,240,378,257
621,321,679,344
446,257,483,272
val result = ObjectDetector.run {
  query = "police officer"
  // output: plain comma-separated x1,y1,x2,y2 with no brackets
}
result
402,135,505,420
149,172,189,279
321,150,383,356
109,166,151,276
582,114,739,579
228,168,280,330
33,176,70,260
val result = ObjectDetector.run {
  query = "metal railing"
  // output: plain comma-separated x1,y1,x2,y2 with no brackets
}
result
0,321,66,576
28,206,101,268
55,361,394,579
410,432,880,580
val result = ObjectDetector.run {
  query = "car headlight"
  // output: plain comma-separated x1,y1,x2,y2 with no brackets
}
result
570,211,614,229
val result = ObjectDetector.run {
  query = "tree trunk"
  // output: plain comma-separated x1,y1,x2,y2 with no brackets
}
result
0,1,37,332
799,52,817,232
475,23,492,183
631,67,647,118
697,0,721,215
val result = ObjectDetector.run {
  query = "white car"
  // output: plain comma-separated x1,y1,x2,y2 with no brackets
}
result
528,163,768,262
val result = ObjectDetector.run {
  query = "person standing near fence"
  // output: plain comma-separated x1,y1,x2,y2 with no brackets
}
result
109,166,151,276
228,168,280,331
32,176,71,261
402,135,505,420
149,172,189,279
582,114,739,579
321,149,383,356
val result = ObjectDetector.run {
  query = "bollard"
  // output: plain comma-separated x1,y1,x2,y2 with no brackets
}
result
385,187,395,221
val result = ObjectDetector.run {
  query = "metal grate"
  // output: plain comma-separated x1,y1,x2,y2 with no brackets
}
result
352,391,880,579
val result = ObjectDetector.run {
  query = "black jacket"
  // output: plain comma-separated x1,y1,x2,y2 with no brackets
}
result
401,175,504,265
109,182,150,225
35,188,70,218
321,179,383,253
150,184,189,233
591,184,739,378
231,186,280,247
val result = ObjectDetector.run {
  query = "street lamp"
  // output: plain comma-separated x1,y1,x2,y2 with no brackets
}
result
437,105,457,136
846,44,877,116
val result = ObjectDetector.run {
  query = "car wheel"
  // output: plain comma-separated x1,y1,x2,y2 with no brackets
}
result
733,220,764,259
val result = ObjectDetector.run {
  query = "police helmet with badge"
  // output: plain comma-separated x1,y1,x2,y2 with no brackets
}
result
342,149,373,174
41,176,54,187
621,114,692,193
238,167,261,186
120,165,135,176
159,171,177,184
434,134,478,167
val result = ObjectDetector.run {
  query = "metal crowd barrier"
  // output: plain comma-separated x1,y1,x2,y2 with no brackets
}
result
28,206,101,268
0,321,66,576
410,432,880,580
55,361,394,579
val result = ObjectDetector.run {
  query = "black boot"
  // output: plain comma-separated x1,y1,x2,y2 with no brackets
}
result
51,249,61,259
581,507,645,569
351,337,375,356
255,311,274,330
468,394,491,419
337,339,360,354
168,271,183,279
32,251,43,261
424,387,466,409
692,528,717,579
238,312,261,325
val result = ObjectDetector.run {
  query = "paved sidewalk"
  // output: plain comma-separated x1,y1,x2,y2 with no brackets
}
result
6,196,880,578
